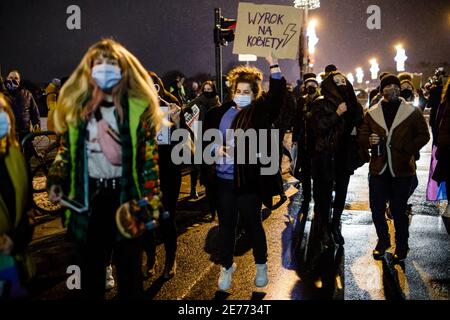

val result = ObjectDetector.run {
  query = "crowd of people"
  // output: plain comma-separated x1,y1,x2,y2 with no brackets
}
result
0,38,449,299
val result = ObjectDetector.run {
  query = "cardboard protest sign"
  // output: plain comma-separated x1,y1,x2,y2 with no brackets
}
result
233,2,303,60
156,106,170,145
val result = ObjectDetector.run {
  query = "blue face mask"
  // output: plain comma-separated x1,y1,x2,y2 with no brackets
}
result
233,94,252,108
0,112,10,139
92,63,122,90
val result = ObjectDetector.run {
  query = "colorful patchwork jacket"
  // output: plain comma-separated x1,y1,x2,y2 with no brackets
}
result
47,96,162,243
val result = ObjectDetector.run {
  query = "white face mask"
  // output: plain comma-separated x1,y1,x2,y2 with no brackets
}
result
233,94,252,108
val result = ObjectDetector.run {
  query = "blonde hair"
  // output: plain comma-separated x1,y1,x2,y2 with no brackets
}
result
442,78,450,105
54,39,162,133
0,93,18,147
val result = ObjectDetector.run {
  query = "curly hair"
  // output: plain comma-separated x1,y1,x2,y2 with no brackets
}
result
227,65,263,100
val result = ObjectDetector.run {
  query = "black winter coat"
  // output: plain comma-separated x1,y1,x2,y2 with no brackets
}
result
309,74,366,176
8,88,40,133
202,76,286,206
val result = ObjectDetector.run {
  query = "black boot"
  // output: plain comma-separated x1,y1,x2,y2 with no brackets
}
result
393,245,409,264
373,239,391,260
163,255,176,280
331,222,345,245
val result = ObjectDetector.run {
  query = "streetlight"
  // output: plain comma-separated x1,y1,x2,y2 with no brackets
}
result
294,0,320,78
347,73,355,85
307,19,319,68
369,58,380,80
294,0,320,10
395,44,407,72
356,67,364,84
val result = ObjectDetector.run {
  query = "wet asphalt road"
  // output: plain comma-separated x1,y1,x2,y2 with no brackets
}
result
30,132,450,300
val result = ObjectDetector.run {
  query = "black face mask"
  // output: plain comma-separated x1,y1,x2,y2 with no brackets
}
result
383,87,401,103
203,92,215,99
5,79,19,92
306,87,317,95
401,89,413,101
337,85,350,102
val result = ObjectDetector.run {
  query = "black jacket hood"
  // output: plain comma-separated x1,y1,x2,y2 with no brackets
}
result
321,71,358,109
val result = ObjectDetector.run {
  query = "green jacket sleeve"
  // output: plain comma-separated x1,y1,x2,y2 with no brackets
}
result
47,132,71,195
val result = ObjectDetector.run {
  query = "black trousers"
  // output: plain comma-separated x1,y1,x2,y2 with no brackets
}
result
190,165,200,192
216,178,267,269
369,171,413,248
333,173,351,225
142,165,181,270
81,183,143,299
312,155,351,232
409,174,419,199
296,149,312,206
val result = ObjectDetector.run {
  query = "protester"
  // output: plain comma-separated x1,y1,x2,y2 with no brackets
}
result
187,80,201,101
324,64,338,77
432,78,450,217
4,70,40,143
186,81,221,200
142,71,186,279
202,54,286,291
0,93,34,298
358,74,430,263
369,72,390,108
397,73,420,215
47,39,163,299
292,73,320,214
308,71,366,249
293,79,303,99
428,68,447,144
169,73,188,105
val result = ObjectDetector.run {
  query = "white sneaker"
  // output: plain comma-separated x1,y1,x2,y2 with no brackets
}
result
105,265,115,290
218,263,236,291
255,263,268,287
443,203,450,218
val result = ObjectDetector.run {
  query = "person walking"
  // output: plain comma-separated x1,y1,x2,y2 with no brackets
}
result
202,54,285,291
358,74,430,263
47,39,163,299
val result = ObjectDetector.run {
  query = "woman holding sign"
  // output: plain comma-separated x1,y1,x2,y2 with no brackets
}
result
47,39,163,299
203,54,286,292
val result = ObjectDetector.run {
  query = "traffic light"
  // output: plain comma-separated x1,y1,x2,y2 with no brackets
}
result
214,15,236,46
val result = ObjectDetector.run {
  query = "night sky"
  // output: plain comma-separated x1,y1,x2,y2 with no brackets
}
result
0,0,449,84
